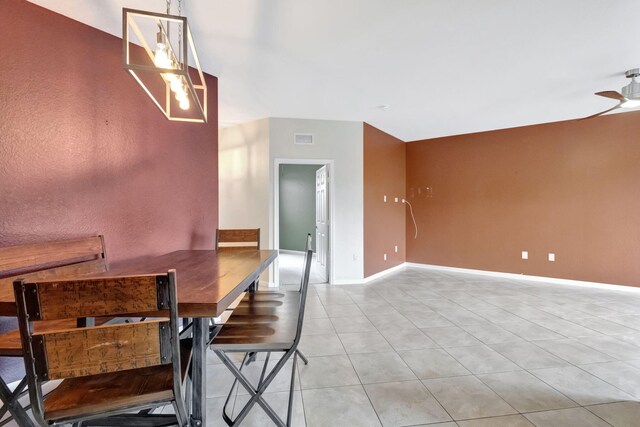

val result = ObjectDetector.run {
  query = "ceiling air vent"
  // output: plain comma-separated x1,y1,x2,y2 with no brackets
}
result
294,133,314,145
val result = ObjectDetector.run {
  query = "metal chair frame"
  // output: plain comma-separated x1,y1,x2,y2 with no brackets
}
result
213,235,313,426
14,272,189,427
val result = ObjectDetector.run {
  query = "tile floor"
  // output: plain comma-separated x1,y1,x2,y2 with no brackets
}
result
206,267,640,426
4,267,640,426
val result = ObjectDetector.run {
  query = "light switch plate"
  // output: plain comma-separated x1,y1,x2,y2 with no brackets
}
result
548,253,555,262
522,251,528,260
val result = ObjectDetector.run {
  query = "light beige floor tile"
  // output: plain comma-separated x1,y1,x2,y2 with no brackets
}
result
579,335,640,360
490,341,569,369
402,310,456,328
423,375,517,420
206,396,236,427
302,317,336,335
338,331,394,354
412,423,458,427
299,333,345,356
423,326,484,347
437,308,487,326
477,371,576,413
379,326,440,351
524,407,611,427
499,320,564,341
458,414,534,427
534,339,616,364
236,359,300,395
473,308,527,324
368,312,416,331
399,348,470,379
232,391,305,427
357,302,399,316
323,304,363,318
587,401,640,427
364,380,451,426
446,345,521,374
330,315,377,333
580,361,640,399
461,323,523,345
530,366,634,405
303,385,382,427
571,317,639,336
298,355,360,389
207,364,239,398
349,352,416,384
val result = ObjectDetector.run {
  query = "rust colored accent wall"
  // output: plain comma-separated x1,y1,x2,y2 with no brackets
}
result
364,123,406,277
0,1,219,265
406,112,640,286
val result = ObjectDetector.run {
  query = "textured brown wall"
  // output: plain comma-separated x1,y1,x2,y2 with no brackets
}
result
406,112,640,286
364,123,406,277
0,1,219,266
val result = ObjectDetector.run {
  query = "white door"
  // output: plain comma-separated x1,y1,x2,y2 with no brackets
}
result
315,165,329,282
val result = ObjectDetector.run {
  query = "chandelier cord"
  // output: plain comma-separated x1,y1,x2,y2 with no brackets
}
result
178,0,183,64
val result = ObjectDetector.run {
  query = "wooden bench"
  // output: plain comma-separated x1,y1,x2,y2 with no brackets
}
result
0,236,108,426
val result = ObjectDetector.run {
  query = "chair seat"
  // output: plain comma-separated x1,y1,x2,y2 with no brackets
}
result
44,339,192,422
211,292,300,352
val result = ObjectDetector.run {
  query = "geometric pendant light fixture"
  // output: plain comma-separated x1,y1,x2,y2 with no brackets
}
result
122,5,207,123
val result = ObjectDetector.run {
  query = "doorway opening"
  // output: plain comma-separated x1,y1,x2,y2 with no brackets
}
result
273,159,334,286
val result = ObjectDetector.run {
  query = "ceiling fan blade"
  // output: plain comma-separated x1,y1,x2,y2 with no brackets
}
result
595,91,625,101
580,104,621,120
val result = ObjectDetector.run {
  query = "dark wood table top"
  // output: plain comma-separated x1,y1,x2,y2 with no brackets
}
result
0,249,278,318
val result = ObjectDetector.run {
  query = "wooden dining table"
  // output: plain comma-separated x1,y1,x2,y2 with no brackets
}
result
0,248,278,427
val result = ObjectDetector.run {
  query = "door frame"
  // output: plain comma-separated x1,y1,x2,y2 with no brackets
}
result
272,158,335,286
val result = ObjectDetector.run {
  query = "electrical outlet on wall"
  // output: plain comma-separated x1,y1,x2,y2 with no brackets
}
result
395,245,398,253
394,197,398,202
383,254,387,261
521,251,528,260
548,253,555,262
383,195,387,202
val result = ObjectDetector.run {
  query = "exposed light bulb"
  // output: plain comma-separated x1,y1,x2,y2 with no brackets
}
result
154,42,171,68
175,88,188,102
169,75,182,93
179,97,190,110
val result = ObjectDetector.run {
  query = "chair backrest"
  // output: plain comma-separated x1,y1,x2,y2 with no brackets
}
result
216,229,260,251
293,234,313,346
13,271,181,425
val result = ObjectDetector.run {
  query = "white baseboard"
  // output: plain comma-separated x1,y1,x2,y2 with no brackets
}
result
406,262,640,293
332,263,408,285
362,263,408,283
278,249,305,255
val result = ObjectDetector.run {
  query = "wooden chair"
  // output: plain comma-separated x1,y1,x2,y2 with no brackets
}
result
0,236,108,426
215,229,260,251
216,228,261,294
14,271,191,427
210,235,313,427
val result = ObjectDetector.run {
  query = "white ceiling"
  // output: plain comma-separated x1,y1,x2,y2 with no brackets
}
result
28,0,640,140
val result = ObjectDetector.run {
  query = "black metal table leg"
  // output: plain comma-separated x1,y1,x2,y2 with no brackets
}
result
190,318,207,427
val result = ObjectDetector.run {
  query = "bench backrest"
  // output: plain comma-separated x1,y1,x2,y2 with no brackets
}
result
0,236,107,314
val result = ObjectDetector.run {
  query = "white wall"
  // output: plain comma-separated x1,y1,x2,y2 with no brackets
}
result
218,119,270,249
219,117,364,284
269,118,364,283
